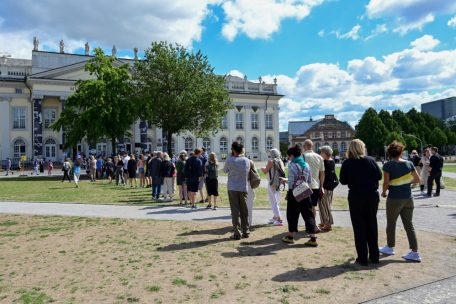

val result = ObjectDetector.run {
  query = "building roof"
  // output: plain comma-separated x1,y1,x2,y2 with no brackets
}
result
288,120,322,136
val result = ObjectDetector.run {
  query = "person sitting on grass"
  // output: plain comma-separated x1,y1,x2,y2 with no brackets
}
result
379,141,421,262
280,145,318,247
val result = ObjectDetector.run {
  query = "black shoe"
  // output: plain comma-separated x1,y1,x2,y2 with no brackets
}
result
354,258,368,266
230,234,241,240
426,193,432,197
241,233,250,239
433,193,440,197
369,258,380,264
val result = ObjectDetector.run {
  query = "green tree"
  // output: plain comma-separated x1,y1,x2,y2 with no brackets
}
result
279,142,289,157
384,131,404,146
355,108,387,156
134,42,231,153
429,127,448,150
52,48,137,154
378,110,400,133
445,130,456,145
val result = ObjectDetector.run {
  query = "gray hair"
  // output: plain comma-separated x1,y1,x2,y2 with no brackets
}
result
320,145,333,157
269,148,281,159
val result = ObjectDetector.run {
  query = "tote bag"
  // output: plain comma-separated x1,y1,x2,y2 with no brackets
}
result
292,163,313,202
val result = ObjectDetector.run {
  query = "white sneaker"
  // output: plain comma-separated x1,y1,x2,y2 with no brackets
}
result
273,220,283,226
267,218,275,224
379,246,395,255
402,251,421,262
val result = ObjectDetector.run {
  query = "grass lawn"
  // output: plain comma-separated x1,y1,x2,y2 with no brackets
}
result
0,176,351,210
443,164,456,173
1,214,455,304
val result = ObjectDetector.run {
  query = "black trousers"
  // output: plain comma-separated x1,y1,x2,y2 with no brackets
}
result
286,190,316,234
427,171,442,195
62,170,71,182
348,194,379,264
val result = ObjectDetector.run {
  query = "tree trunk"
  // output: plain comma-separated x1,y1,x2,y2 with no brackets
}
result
111,136,116,156
167,132,173,156
72,146,77,161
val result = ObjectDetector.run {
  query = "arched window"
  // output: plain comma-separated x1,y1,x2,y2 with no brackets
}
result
266,137,273,150
44,138,57,159
252,137,259,152
184,137,193,152
236,136,244,145
13,139,26,159
324,142,329,146
340,142,347,153
146,137,153,153
220,137,227,152
203,137,211,152
332,142,338,151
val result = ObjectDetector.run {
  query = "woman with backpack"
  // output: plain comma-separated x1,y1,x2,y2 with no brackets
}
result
261,148,286,226
280,145,318,246
176,151,188,205
319,146,339,232
205,152,219,210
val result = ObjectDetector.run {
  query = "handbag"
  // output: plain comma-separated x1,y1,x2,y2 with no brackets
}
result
249,161,261,189
292,163,313,202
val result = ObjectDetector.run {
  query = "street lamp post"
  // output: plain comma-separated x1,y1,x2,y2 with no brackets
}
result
401,131,423,154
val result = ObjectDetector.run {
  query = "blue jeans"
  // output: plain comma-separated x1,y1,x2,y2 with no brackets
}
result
152,176,161,199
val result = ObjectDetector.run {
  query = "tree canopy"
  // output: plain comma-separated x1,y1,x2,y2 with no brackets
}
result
355,107,456,156
133,42,231,153
52,48,138,153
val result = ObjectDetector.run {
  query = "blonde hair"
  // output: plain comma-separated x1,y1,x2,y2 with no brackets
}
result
209,152,218,164
346,139,366,159
163,152,170,161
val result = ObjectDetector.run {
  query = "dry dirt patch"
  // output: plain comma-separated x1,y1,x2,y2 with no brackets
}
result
0,214,455,304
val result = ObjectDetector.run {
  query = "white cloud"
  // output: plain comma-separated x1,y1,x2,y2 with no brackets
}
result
364,23,388,40
337,25,361,40
220,0,325,41
410,35,440,51
227,69,244,78
449,15,456,28
366,0,456,34
318,29,325,37
0,0,220,58
257,40,456,130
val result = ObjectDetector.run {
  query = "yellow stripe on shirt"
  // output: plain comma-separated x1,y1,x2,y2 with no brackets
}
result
390,173,413,186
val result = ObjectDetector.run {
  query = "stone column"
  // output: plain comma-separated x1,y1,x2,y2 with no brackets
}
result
260,106,266,160
33,97,43,158
0,98,10,161
155,127,163,152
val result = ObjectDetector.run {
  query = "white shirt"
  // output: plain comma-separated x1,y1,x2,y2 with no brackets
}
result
303,150,325,189
123,156,130,169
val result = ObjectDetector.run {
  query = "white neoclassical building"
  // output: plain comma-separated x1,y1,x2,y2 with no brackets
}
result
0,40,283,164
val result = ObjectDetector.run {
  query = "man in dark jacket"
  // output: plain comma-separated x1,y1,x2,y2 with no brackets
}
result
185,148,203,209
149,151,163,201
427,147,444,197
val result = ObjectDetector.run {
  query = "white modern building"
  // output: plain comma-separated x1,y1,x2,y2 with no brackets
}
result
0,40,283,164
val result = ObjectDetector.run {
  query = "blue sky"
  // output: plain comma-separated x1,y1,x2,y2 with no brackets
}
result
1,0,456,130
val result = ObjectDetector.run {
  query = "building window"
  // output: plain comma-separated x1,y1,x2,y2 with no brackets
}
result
235,113,243,129
184,137,193,152
236,136,244,145
43,109,57,129
221,114,228,129
12,107,26,129
220,137,227,152
15,88,22,94
324,142,329,146
203,137,211,152
251,113,258,129
328,132,332,138
332,142,338,151
341,142,347,153
252,137,259,152
171,139,175,155
45,138,57,159
13,139,26,159
266,137,273,150
265,114,273,129
146,137,153,152
341,131,346,138
337,131,341,138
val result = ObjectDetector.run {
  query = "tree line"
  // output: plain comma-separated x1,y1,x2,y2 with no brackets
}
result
355,107,456,156
52,42,231,155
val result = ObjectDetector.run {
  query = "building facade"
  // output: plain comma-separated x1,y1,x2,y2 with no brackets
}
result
288,115,354,155
421,97,456,121
0,42,282,163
